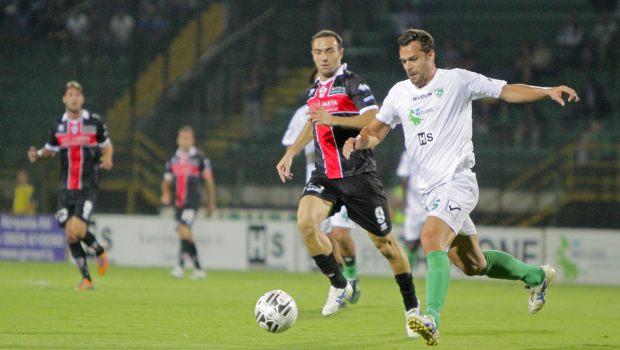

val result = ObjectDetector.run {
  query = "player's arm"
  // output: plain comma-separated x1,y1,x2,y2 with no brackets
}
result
276,121,314,183
499,84,579,106
161,178,172,205
28,147,55,163
100,142,113,170
307,105,378,129
202,169,216,215
343,118,392,159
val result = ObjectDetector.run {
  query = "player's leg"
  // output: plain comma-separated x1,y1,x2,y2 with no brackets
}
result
323,221,344,268
298,195,351,315
73,191,107,275
65,216,94,290
331,207,362,304
404,213,424,270
180,223,206,280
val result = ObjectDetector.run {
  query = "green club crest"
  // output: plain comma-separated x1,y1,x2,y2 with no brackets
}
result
434,88,444,97
432,199,440,210
408,109,424,125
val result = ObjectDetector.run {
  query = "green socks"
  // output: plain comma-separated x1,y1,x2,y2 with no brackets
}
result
342,256,358,279
482,250,545,287
425,251,451,326
406,247,419,270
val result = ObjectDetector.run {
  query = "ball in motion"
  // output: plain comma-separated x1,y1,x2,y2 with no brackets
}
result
255,290,298,333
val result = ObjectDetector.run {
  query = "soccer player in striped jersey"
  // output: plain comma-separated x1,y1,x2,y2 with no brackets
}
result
161,126,216,280
344,29,579,346
277,30,420,337
28,81,112,290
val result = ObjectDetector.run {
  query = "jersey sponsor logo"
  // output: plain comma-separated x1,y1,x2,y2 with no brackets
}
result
431,199,440,210
329,86,346,95
434,88,444,97
417,132,433,145
358,83,370,91
55,134,98,147
319,85,328,98
412,92,432,101
305,183,325,193
363,95,375,102
445,199,461,218
409,109,424,125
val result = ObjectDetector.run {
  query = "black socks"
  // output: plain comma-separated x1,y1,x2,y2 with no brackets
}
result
180,239,201,269
312,253,348,289
82,231,104,255
69,241,91,281
395,272,418,311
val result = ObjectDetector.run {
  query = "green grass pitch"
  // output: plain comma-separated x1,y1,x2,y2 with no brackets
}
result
1,261,619,349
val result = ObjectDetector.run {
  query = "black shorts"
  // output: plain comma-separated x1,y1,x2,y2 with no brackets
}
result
56,190,97,227
302,171,392,236
175,206,198,227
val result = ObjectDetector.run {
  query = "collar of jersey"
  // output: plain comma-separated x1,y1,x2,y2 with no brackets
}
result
62,109,90,122
176,146,197,156
315,63,347,85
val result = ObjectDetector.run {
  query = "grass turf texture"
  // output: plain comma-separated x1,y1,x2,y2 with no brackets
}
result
0,262,619,349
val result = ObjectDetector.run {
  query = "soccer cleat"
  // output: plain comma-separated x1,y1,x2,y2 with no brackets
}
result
405,297,422,338
96,248,109,275
408,314,439,346
170,265,185,278
526,265,556,314
190,269,207,280
346,278,361,304
75,279,94,291
321,282,353,316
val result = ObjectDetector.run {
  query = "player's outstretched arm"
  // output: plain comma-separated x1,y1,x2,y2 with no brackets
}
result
308,105,378,129
277,121,314,183
343,118,391,159
499,84,579,106
100,142,113,170
27,146,55,163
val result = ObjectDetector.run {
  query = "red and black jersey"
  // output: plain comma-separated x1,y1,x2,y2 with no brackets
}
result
306,64,379,179
164,146,212,208
45,110,110,190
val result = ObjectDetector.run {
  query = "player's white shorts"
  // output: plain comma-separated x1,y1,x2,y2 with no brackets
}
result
330,206,356,230
404,207,426,241
319,218,333,234
422,170,478,236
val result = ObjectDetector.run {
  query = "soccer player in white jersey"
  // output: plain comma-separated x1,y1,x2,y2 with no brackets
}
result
342,29,579,346
281,70,362,304
396,151,426,269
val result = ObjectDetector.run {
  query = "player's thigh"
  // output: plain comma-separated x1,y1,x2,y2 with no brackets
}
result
71,190,97,226
420,216,456,254
177,223,193,240
341,172,391,237
297,195,333,231
448,233,486,276
65,216,87,240
55,190,74,228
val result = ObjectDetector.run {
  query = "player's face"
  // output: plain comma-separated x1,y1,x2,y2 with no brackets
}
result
311,37,343,79
177,131,195,151
399,41,435,88
62,88,84,114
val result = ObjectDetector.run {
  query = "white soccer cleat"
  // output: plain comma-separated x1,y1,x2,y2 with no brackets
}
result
190,269,207,280
408,314,439,346
321,282,353,316
526,265,556,314
170,265,185,278
405,298,422,338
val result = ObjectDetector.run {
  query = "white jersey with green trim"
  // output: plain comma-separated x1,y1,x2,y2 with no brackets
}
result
376,68,506,194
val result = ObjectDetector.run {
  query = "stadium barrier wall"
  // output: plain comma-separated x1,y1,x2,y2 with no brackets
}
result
0,214,66,261
89,215,620,285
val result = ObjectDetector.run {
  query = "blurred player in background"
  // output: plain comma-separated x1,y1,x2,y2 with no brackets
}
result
396,151,425,270
12,170,38,215
161,126,216,280
344,29,578,346
28,81,112,291
282,69,362,305
277,30,420,337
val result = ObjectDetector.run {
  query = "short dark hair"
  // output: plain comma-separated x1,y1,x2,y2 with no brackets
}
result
308,69,318,84
64,80,83,94
397,29,435,53
311,30,343,50
178,125,194,135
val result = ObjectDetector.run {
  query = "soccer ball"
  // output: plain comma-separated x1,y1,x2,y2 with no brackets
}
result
255,290,298,333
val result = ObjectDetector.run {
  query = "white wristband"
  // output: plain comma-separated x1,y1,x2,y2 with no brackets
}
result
37,149,44,157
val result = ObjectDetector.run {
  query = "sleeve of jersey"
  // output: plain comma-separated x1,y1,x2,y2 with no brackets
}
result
96,121,111,148
44,123,60,152
348,76,379,115
375,90,401,129
164,160,173,180
281,107,306,146
456,69,507,101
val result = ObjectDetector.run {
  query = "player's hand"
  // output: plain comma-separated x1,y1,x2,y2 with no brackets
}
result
549,85,579,106
307,105,336,126
343,137,361,160
161,193,171,205
276,153,294,183
100,157,113,170
27,147,39,163
207,202,216,216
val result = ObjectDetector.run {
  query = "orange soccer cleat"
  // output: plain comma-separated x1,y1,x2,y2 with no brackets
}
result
76,278,94,291
97,248,109,275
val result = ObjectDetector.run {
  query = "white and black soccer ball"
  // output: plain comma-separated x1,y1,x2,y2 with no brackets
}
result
255,290,298,333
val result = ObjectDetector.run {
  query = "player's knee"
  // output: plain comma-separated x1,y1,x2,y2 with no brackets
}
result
297,217,319,238
461,263,484,277
375,239,395,260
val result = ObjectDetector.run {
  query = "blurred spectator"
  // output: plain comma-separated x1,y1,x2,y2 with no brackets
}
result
109,8,134,62
531,40,553,79
391,4,420,38
514,41,533,83
556,15,584,66
589,0,618,14
440,38,461,69
514,104,542,150
460,40,480,71
318,0,342,33
591,12,617,65
138,3,166,46
577,120,613,183
243,66,265,138
12,170,37,215
577,77,612,121
66,10,90,63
